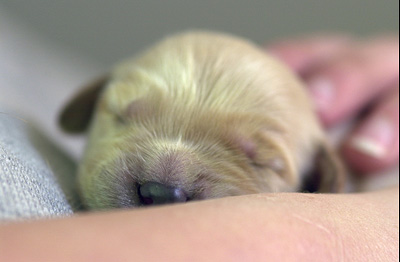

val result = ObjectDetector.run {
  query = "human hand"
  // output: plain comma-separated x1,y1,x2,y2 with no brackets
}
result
267,34,399,174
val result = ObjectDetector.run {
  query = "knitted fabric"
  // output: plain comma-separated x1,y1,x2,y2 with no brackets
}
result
0,112,73,221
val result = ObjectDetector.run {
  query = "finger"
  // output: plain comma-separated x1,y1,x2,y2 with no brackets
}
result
342,90,399,175
266,34,350,73
305,36,399,127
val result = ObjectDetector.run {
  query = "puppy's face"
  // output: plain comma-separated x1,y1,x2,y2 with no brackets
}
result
60,32,345,209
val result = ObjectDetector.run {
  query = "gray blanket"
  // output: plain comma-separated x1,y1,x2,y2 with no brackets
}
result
0,111,73,220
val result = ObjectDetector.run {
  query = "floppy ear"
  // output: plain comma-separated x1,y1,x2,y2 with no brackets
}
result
302,142,346,193
59,75,108,133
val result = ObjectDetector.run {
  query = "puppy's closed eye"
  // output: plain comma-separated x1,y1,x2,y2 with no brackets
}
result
235,134,286,173
110,99,150,125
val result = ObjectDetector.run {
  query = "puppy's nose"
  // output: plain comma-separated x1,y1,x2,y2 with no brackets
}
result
139,182,187,205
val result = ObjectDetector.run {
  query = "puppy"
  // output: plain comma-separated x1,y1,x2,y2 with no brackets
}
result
60,32,345,210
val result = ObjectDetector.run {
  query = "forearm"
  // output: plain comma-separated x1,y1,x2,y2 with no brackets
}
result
0,187,398,262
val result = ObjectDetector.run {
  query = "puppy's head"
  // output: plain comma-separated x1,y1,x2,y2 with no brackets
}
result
60,32,345,209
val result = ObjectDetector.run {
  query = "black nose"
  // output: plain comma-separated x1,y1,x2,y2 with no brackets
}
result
138,182,187,205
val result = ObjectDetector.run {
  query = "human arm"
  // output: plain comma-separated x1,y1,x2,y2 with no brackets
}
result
0,187,398,262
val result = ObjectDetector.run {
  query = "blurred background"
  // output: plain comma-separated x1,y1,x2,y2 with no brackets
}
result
1,1,398,66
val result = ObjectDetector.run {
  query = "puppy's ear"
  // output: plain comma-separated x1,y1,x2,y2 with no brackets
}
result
59,75,108,133
303,142,346,193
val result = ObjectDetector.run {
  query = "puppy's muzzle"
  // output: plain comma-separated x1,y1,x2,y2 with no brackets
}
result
138,181,188,206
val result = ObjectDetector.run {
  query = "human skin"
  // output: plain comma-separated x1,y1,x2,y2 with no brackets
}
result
0,187,398,262
0,34,398,261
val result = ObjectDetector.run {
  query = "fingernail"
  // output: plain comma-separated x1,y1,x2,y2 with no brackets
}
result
307,77,335,113
350,117,393,159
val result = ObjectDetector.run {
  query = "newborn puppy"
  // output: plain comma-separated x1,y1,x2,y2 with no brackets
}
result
60,32,345,210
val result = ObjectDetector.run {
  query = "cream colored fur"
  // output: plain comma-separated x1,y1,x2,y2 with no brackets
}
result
61,32,344,209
